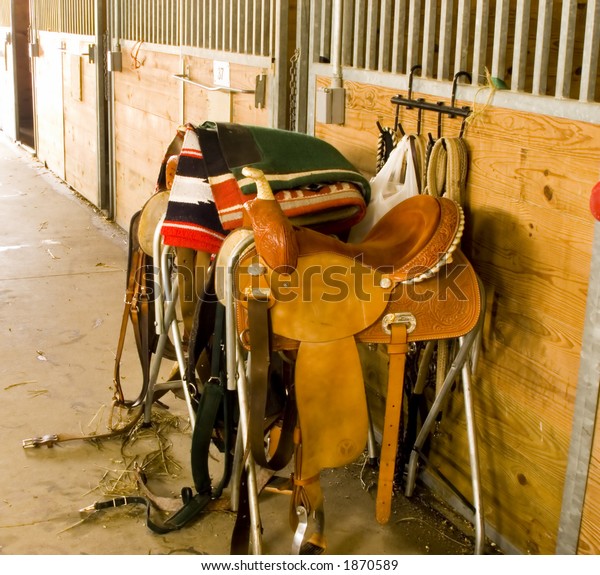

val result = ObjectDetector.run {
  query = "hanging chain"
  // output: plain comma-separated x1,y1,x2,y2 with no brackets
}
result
289,48,300,132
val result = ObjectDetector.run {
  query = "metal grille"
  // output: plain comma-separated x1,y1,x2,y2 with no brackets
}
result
118,0,179,45
32,0,95,35
115,0,274,57
315,0,600,103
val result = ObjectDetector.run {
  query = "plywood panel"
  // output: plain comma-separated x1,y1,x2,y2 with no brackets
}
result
0,25,16,139
63,40,98,206
113,99,178,229
182,57,269,126
315,76,600,554
112,47,181,229
112,47,271,230
34,33,65,180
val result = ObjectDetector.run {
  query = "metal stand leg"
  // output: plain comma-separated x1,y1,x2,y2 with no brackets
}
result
223,230,263,554
142,219,196,427
461,342,485,554
403,311,486,554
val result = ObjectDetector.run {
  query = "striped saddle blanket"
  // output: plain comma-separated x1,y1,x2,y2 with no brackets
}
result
159,122,371,254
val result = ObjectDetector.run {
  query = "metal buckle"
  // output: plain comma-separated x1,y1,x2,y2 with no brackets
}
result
381,312,417,335
22,434,59,448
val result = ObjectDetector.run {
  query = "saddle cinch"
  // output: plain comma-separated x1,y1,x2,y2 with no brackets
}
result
220,167,482,553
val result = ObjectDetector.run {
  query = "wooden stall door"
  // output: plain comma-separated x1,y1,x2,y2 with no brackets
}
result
0,25,16,140
62,38,99,207
33,32,65,180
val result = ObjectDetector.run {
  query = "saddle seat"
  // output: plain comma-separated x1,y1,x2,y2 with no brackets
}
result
292,192,463,284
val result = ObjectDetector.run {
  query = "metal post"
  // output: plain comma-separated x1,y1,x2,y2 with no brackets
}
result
460,336,485,554
556,216,600,554
95,0,110,216
331,0,343,84
224,231,263,554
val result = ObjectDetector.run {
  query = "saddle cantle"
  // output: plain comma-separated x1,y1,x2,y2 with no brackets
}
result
221,167,481,551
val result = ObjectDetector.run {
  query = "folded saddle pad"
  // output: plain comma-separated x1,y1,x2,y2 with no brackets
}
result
160,123,370,253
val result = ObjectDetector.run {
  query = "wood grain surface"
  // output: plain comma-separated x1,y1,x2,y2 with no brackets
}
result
318,75,600,554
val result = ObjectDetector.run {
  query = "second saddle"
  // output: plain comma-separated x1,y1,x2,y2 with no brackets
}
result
218,167,481,552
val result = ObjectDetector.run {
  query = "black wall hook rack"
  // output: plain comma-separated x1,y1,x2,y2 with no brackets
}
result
392,69,472,136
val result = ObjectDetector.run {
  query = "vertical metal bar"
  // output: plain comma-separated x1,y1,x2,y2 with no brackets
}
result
295,0,311,132
406,0,422,74
202,0,206,48
532,0,553,95
193,0,198,47
320,0,331,63
270,0,275,57
472,0,489,85
135,0,138,40
352,0,366,68
194,0,199,47
330,0,343,83
244,0,250,53
579,0,600,101
461,339,485,555
233,0,239,52
215,0,221,50
252,0,262,54
454,0,470,76
233,0,244,53
437,0,453,80
230,0,237,52
271,0,288,128
252,0,260,55
491,0,509,83
224,0,230,52
391,0,407,74
209,0,214,49
512,0,531,92
95,0,111,216
421,0,436,77
183,0,188,46
262,0,269,56
378,0,393,72
342,0,354,66
556,215,600,554
555,0,577,99
365,0,378,70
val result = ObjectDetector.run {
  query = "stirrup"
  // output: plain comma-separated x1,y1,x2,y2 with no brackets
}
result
291,506,308,555
291,506,327,555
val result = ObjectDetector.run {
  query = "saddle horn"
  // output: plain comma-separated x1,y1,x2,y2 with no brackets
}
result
242,166,299,275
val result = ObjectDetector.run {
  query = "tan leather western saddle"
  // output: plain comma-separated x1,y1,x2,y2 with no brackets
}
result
222,167,481,553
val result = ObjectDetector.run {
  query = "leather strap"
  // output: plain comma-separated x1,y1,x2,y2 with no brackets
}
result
376,323,408,524
82,492,212,535
112,244,143,405
247,297,296,471
81,301,232,533
190,302,233,498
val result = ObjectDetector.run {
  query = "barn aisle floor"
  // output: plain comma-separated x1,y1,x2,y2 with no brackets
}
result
0,132,485,560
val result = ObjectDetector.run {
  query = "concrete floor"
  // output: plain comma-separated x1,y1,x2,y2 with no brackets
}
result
0,131,483,557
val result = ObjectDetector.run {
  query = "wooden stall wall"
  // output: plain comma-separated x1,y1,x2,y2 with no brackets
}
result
111,43,181,230
62,37,98,206
0,24,16,140
112,41,270,230
33,32,66,181
314,77,600,554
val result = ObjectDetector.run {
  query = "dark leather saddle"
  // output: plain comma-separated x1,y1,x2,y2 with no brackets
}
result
219,166,481,552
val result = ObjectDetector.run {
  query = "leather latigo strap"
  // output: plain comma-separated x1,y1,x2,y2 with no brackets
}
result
247,297,297,471
376,323,408,524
